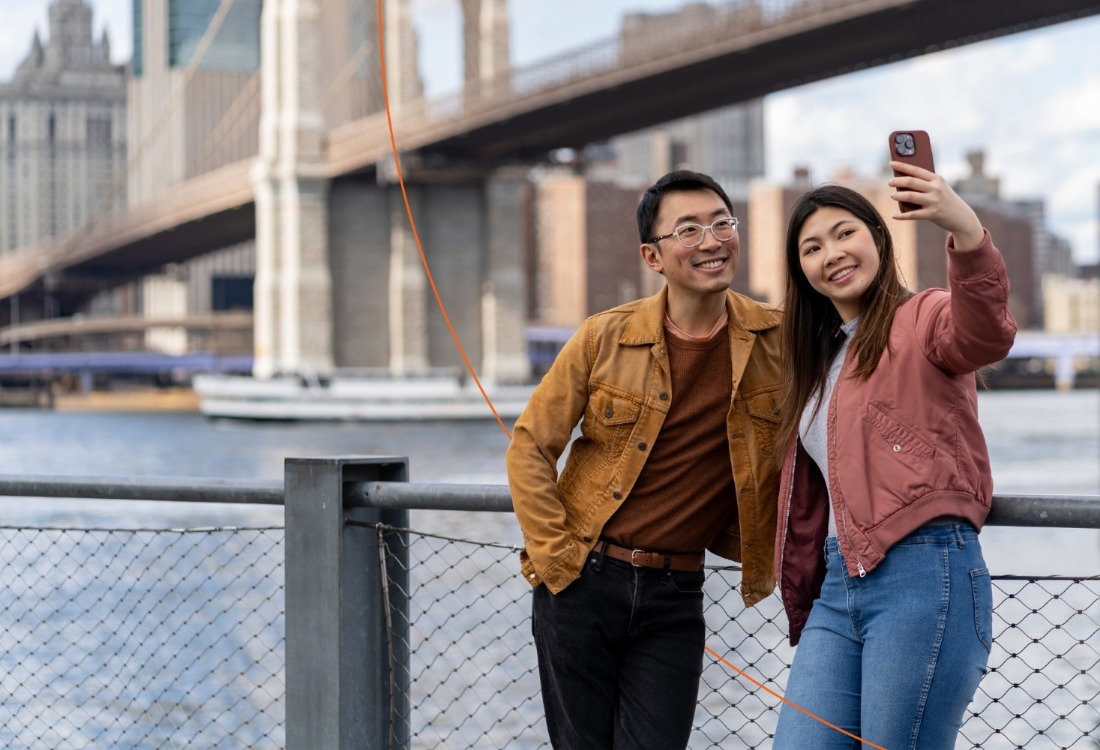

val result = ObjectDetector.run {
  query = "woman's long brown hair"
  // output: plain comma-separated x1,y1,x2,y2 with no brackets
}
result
776,185,913,458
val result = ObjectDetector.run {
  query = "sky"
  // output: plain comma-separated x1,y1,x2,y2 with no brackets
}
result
2,0,1098,264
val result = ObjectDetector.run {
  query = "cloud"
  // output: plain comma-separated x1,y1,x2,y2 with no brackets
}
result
0,0,132,80
765,16,1100,263
0,5,48,80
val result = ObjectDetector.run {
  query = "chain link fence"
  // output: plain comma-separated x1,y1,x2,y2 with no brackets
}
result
2,520,1097,749
380,526,1100,750
0,526,285,749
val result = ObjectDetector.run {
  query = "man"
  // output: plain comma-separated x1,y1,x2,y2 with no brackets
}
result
506,170,784,749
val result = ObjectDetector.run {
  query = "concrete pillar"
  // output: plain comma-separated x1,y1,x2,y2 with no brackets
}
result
329,178,391,368
484,168,530,381
251,0,333,379
422,185,485,375
327,174,529,382
1054,354,1076,391
461,0,510,88
252,161,279,379
388,185,430,374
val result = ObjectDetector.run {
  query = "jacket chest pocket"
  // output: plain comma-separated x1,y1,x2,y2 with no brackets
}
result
584,389,643,451
866,401,937,459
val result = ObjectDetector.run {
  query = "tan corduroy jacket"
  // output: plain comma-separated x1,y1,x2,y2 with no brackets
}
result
507,286,784,607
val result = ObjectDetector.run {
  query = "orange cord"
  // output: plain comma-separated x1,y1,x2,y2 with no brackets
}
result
375,2,887,747
375,0,512,441
705,646,888,749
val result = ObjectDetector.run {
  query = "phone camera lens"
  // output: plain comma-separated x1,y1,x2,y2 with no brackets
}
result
894,133,916,156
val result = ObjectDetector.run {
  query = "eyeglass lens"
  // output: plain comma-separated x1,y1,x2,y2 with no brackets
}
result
676,219,737,247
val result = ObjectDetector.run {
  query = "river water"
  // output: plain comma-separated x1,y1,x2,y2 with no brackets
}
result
0,388,1096,573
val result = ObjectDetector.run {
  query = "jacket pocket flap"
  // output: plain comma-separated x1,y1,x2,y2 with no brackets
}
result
746,392,782,423
866,401,937,459
591,390,641,426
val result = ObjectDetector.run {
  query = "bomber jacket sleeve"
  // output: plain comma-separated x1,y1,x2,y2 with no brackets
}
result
506,320,593,580
913,229,1018,373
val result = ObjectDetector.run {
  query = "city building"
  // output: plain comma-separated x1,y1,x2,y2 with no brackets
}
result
528,170,643,328
1043,275,1099,333
0,0,127,265
955,151,1075,329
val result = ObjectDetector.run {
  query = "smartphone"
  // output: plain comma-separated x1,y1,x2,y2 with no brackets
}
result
888,130,935,212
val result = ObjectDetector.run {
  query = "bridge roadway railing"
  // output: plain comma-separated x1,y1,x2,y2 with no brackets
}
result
0,457,1097,748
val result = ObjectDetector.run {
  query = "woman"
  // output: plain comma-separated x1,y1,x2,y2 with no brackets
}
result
772,160,1017,748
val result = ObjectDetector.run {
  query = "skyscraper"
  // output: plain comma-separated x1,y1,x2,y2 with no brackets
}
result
0,0,127,257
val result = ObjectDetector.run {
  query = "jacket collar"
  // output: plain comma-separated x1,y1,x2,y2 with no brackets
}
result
620,286,781,346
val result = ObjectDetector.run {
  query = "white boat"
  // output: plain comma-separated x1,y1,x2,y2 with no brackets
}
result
192,370,533,421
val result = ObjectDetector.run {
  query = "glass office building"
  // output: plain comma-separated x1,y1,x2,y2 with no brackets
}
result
133,0,262,77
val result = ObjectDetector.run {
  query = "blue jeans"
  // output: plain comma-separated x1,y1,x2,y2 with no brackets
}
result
531,549,706,750
773,522,993,750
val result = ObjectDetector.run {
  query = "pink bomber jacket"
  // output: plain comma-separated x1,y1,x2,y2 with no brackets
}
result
775,229,1018,645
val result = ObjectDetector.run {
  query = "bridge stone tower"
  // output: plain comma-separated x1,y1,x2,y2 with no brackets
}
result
252,0,529,383
462,0,509,89
251,0,333,379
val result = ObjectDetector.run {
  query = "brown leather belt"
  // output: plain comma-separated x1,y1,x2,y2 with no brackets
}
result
598,541,704,572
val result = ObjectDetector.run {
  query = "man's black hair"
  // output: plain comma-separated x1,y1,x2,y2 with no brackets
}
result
636,170,734,243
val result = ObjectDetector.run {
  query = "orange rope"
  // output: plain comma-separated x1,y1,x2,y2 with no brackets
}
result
705,646,888,749
375,2,885,747
375,0,512,441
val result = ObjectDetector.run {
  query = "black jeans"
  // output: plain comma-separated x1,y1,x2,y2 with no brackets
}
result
531,550,706,750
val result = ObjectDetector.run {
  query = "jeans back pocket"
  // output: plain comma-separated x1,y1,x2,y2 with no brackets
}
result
970,566,993,652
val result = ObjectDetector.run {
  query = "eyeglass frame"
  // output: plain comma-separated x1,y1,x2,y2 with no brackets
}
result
647,217,740,248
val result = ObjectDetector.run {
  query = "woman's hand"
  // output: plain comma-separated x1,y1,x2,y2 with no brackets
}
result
888,160,985,250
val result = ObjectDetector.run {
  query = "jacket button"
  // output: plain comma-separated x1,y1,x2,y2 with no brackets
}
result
893,444,901,453
529,573,536,579
638,442,647,451
605,408,614,418
613,491,622,500
659,391,668,400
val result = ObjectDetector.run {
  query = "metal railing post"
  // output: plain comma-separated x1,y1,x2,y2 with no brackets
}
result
285,456,410,750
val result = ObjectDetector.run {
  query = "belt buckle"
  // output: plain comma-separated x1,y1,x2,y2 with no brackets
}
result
630,548,645,567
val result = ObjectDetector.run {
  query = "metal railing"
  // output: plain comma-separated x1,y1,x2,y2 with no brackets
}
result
0,457,1097,749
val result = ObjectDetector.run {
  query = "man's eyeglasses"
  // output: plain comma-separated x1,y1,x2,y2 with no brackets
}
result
648,217,739,248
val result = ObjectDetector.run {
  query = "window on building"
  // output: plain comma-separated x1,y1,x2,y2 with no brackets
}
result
211,275,254,311
86,117,112,148
132,0,144,77
167,0,261,73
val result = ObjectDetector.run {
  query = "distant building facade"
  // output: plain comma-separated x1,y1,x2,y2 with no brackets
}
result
528,171,643,327
0,0,127,259
1043,275,1099,333
955,151,1074,329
